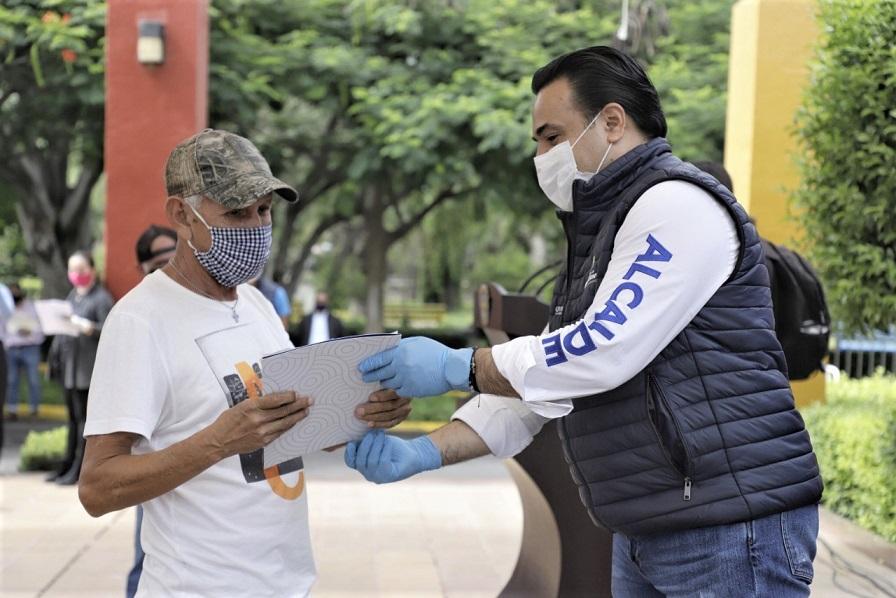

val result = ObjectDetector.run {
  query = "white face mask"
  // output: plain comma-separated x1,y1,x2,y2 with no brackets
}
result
533,111,615,212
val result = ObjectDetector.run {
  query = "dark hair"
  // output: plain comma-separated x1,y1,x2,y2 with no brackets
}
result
8,282,23,304
691,161,734,192
69,250,95,269
531,46,667,138
135,225,177,264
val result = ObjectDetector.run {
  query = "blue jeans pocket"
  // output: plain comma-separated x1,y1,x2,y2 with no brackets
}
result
781,506,818,584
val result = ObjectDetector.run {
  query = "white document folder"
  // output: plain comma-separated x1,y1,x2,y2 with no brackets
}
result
34,299,79,336
260,332,401,464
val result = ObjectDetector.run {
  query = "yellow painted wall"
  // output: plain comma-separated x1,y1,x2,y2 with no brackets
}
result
725,0,824,407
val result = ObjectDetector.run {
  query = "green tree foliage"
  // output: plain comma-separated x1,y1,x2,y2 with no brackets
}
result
648,0,734,161
794,1,896,334
211,0,618,330
0,1,105,297
413,0,735,314
1,0,736,324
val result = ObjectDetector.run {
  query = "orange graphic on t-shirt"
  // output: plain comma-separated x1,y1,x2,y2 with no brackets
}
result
234,361,305,501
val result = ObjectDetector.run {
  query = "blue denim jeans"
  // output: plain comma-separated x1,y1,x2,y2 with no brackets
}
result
612,504,818,597
6,345,42,414
126,505,145,598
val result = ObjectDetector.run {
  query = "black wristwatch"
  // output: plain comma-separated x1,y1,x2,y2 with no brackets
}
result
469,347,480,393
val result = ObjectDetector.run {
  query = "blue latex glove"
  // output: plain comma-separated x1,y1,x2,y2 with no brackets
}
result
359,336,473,397
344,429,442,484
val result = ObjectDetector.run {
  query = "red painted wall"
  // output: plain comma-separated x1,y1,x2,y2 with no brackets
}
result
104,0,208,299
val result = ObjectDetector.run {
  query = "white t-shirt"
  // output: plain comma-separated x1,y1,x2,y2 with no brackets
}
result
307,310,331,344
454,180,739,457
85,271,316,597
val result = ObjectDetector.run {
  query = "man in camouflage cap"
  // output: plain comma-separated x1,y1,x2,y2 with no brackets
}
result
79,129,411,597
165,128,298,208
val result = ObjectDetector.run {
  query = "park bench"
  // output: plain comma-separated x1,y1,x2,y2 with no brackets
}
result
383,303,446,328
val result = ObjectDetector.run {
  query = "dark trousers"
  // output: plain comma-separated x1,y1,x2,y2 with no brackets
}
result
0,342,6,451
126,505,145,598
59,388,89,479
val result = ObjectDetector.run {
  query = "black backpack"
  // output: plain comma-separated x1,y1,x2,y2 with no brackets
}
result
760,239,831,380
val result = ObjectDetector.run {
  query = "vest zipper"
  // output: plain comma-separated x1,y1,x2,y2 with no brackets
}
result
647,374,695,501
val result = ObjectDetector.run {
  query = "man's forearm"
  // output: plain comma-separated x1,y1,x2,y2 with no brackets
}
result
428,420,492,465
79,427,226,517
474,347,520,398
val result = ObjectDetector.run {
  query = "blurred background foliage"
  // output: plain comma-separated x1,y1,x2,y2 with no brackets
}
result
2,0,747,328
794,0,896,335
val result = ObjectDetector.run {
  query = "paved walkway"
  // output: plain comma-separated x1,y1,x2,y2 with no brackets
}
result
2,422,895,597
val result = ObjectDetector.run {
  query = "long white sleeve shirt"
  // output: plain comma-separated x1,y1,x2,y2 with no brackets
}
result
452,180,740,458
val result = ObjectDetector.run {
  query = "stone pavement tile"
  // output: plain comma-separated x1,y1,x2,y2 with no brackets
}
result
304,454,521,597
812,543,895,598
811,509,896,598
1,473,136,598
6,450,896,598
43,509,134,598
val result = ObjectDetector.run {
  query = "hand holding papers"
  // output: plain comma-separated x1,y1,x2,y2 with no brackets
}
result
34,299,80,336
261,332,401,464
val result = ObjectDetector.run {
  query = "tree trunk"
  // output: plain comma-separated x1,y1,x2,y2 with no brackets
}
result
324,226,357,295
441,260,460,311
528,231,548,269
12,156,100,299
271,201,303,280
17,204,70,298
362,190,388,333
282,212,348,298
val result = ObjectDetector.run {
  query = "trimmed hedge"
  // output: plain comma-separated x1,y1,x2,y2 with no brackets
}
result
406,393,462,422
794,1,896,334
803,371,896,542
19,425,66,471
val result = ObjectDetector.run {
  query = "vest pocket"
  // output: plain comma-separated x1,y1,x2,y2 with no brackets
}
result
646,374,695,496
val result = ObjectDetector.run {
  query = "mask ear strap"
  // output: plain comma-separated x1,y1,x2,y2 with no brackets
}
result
596,142,615,173
184,200,210,253
571,111,602,148
187,202,211,229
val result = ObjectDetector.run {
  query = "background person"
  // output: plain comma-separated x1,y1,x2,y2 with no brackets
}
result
125,223,179,598
3,282,45,419
0,282,13,446
293,291,344,345
134,224,177,275
251,276,292,328
47,251,113,485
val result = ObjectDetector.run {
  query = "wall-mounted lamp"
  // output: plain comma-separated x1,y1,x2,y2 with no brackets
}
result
137,20,165,65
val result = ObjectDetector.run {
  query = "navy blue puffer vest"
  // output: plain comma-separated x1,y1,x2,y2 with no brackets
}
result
550,138,822,536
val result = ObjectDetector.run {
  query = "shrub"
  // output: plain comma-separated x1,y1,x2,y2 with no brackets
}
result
19,425,67,472
803,371,896,541
793,1,896,335
406,393,462,423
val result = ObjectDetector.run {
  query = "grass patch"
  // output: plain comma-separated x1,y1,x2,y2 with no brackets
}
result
407,393,463,422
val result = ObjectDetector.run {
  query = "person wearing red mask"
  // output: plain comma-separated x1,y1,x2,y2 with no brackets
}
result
47,250,114,485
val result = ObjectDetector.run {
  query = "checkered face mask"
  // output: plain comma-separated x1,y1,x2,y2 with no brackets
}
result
187,205,272,288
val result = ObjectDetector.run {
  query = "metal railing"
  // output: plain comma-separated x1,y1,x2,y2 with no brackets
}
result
828,332,896,378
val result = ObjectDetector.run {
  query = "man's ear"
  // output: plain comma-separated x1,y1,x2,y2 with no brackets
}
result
601,103,628,144
165,196,192,239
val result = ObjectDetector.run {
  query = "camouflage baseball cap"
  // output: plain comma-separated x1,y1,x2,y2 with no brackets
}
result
164,129,298,208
